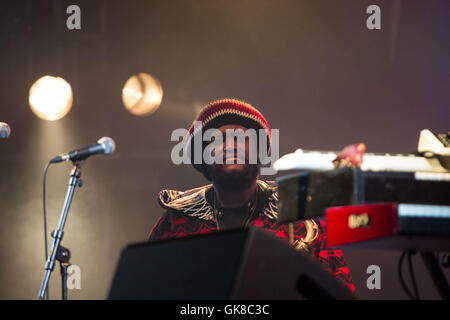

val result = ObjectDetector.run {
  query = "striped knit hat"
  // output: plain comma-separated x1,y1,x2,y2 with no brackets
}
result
186,98,271,180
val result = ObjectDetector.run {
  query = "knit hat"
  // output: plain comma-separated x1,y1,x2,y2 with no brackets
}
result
186,98,271,180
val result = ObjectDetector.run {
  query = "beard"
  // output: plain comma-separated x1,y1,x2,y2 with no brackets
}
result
206,163,260,192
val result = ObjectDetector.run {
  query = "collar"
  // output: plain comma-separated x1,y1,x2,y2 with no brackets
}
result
157,180,278,221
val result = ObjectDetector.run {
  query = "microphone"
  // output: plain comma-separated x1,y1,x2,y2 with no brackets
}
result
50,137,116,163
0,122,11,139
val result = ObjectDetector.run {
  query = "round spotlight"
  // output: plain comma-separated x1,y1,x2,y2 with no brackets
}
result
122,73,163,116
29,76,73,121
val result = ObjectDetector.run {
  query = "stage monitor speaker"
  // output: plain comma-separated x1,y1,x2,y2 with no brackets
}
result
107,227,354,300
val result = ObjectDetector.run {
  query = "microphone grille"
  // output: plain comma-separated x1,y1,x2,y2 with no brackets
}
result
0,122,11,139
98,137,116,155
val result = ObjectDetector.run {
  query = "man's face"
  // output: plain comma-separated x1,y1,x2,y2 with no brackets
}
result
206,124,260,191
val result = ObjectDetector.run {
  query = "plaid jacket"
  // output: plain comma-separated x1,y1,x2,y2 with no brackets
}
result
149,180,355,293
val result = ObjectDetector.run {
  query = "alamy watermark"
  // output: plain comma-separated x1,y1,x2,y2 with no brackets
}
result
66,5,81,30
366,264,381,290
67,264,81,290
366,5,381,30
170,121,279,175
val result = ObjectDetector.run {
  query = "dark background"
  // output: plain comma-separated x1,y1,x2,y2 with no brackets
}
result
0,0,448,299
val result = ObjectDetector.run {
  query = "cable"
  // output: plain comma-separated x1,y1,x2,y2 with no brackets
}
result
398,250,415,300
42,161,51,300
407,251,420,300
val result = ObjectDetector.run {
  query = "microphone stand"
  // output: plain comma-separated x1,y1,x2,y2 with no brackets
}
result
57,245,71,300
38,161,83,300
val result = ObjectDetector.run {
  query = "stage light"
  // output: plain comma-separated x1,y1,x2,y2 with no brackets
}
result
122,73,163,116
29,76,73,121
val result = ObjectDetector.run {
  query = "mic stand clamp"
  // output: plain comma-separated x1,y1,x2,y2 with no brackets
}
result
56,245,71,300
37,161,83,300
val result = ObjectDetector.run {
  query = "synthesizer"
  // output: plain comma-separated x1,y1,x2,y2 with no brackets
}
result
273,129,450,173
326,203,450,250
273,149,448,173
276,167,450,223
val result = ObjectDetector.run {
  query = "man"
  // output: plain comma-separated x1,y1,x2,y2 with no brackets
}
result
149,98,355,293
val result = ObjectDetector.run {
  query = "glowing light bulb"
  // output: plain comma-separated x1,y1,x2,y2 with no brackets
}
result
122,73,163,116
29,76,73,121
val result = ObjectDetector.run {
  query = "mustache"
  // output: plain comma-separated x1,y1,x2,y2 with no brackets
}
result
222,148,246,162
